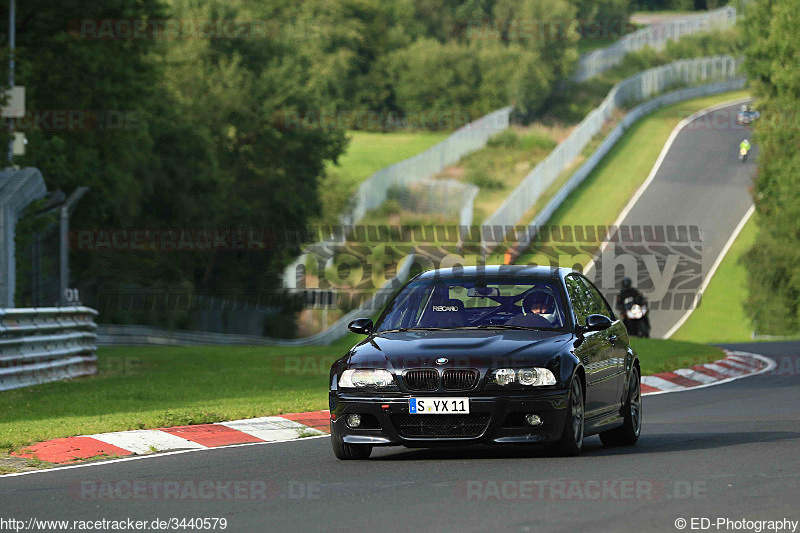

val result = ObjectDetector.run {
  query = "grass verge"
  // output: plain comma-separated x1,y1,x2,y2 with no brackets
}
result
671,216,757,344
0,338,357,452
631,337,724,376
328,131,451,188
1,335,722,453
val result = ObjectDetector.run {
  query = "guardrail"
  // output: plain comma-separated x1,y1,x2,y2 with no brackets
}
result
0,306,98,391
97,254,418,347
481,55,742,253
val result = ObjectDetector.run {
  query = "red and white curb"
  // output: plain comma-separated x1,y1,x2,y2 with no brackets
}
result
10,351,775,465
641,350,775,395
12,411,332,465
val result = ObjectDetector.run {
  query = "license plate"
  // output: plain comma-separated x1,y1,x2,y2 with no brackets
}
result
409,398,469,414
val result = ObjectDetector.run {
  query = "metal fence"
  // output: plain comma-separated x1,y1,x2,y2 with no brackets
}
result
481,55,742,252
572,6,737,82
0,168,48,307
390,179,479,225
0,306,98,391
97,254,418,347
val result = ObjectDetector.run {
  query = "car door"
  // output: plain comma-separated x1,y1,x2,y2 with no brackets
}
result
579,275,628,407
565,275,617,417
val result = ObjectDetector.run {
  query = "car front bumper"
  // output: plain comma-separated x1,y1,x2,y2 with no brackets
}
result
329,389,570,447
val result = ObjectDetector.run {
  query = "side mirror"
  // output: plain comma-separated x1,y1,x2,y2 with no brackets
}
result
348,318,373,335
584,314,613,332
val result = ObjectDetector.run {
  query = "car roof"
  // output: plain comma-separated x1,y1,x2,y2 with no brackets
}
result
415,265,573,281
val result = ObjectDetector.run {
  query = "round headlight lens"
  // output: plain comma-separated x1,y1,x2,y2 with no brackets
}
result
518,368,537,386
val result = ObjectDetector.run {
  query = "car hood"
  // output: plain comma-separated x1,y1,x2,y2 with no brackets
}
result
347,329,572,371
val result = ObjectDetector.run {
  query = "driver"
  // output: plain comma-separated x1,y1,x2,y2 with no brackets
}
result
505,289,556,328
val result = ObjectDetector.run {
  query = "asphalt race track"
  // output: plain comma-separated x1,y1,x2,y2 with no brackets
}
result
595,102,757,338
1,342,798,532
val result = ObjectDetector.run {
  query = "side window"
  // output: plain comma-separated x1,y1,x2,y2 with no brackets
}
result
565,275,591,326
580,276,615,319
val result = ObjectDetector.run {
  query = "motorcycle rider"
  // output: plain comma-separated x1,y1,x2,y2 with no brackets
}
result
615,277,650,337
740,138,751,153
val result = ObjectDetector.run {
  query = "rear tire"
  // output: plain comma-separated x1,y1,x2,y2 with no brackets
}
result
600,366,642,447
331,423,372,460
557,376,585,456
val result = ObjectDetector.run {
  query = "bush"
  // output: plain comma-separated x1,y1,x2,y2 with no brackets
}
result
466,168,504,190
487,130,520,148
518,131,558,151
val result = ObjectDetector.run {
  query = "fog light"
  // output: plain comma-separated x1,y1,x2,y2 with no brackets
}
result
346,414,362,429
525,414,542,426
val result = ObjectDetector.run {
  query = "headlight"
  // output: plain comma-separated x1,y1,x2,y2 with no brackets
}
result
339,369,395,389
491,368,556,386
628,304,643,320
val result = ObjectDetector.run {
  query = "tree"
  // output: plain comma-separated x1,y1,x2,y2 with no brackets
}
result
6,0,348,332
742,0,800,334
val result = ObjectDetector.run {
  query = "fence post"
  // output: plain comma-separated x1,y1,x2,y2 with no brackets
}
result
58,187,89,306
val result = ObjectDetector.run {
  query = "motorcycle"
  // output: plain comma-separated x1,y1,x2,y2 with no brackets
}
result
622,295,650,338
739,146,749,162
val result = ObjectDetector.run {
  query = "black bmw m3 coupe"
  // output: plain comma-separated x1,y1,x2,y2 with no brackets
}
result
329,266,642,459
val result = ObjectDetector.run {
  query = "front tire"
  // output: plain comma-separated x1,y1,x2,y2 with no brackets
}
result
331,422,372,460
558,376,585,456
600,366,642,447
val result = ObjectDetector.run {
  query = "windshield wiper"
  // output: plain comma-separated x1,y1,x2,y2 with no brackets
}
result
378,327,461,333
471,324,555,331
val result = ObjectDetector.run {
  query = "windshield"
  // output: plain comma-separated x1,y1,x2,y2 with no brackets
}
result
375,277,567,332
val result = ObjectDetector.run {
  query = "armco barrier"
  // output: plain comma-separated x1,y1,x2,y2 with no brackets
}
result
0,306,98,391
96,254,417,347
512,77,747,253
481,55,742,253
